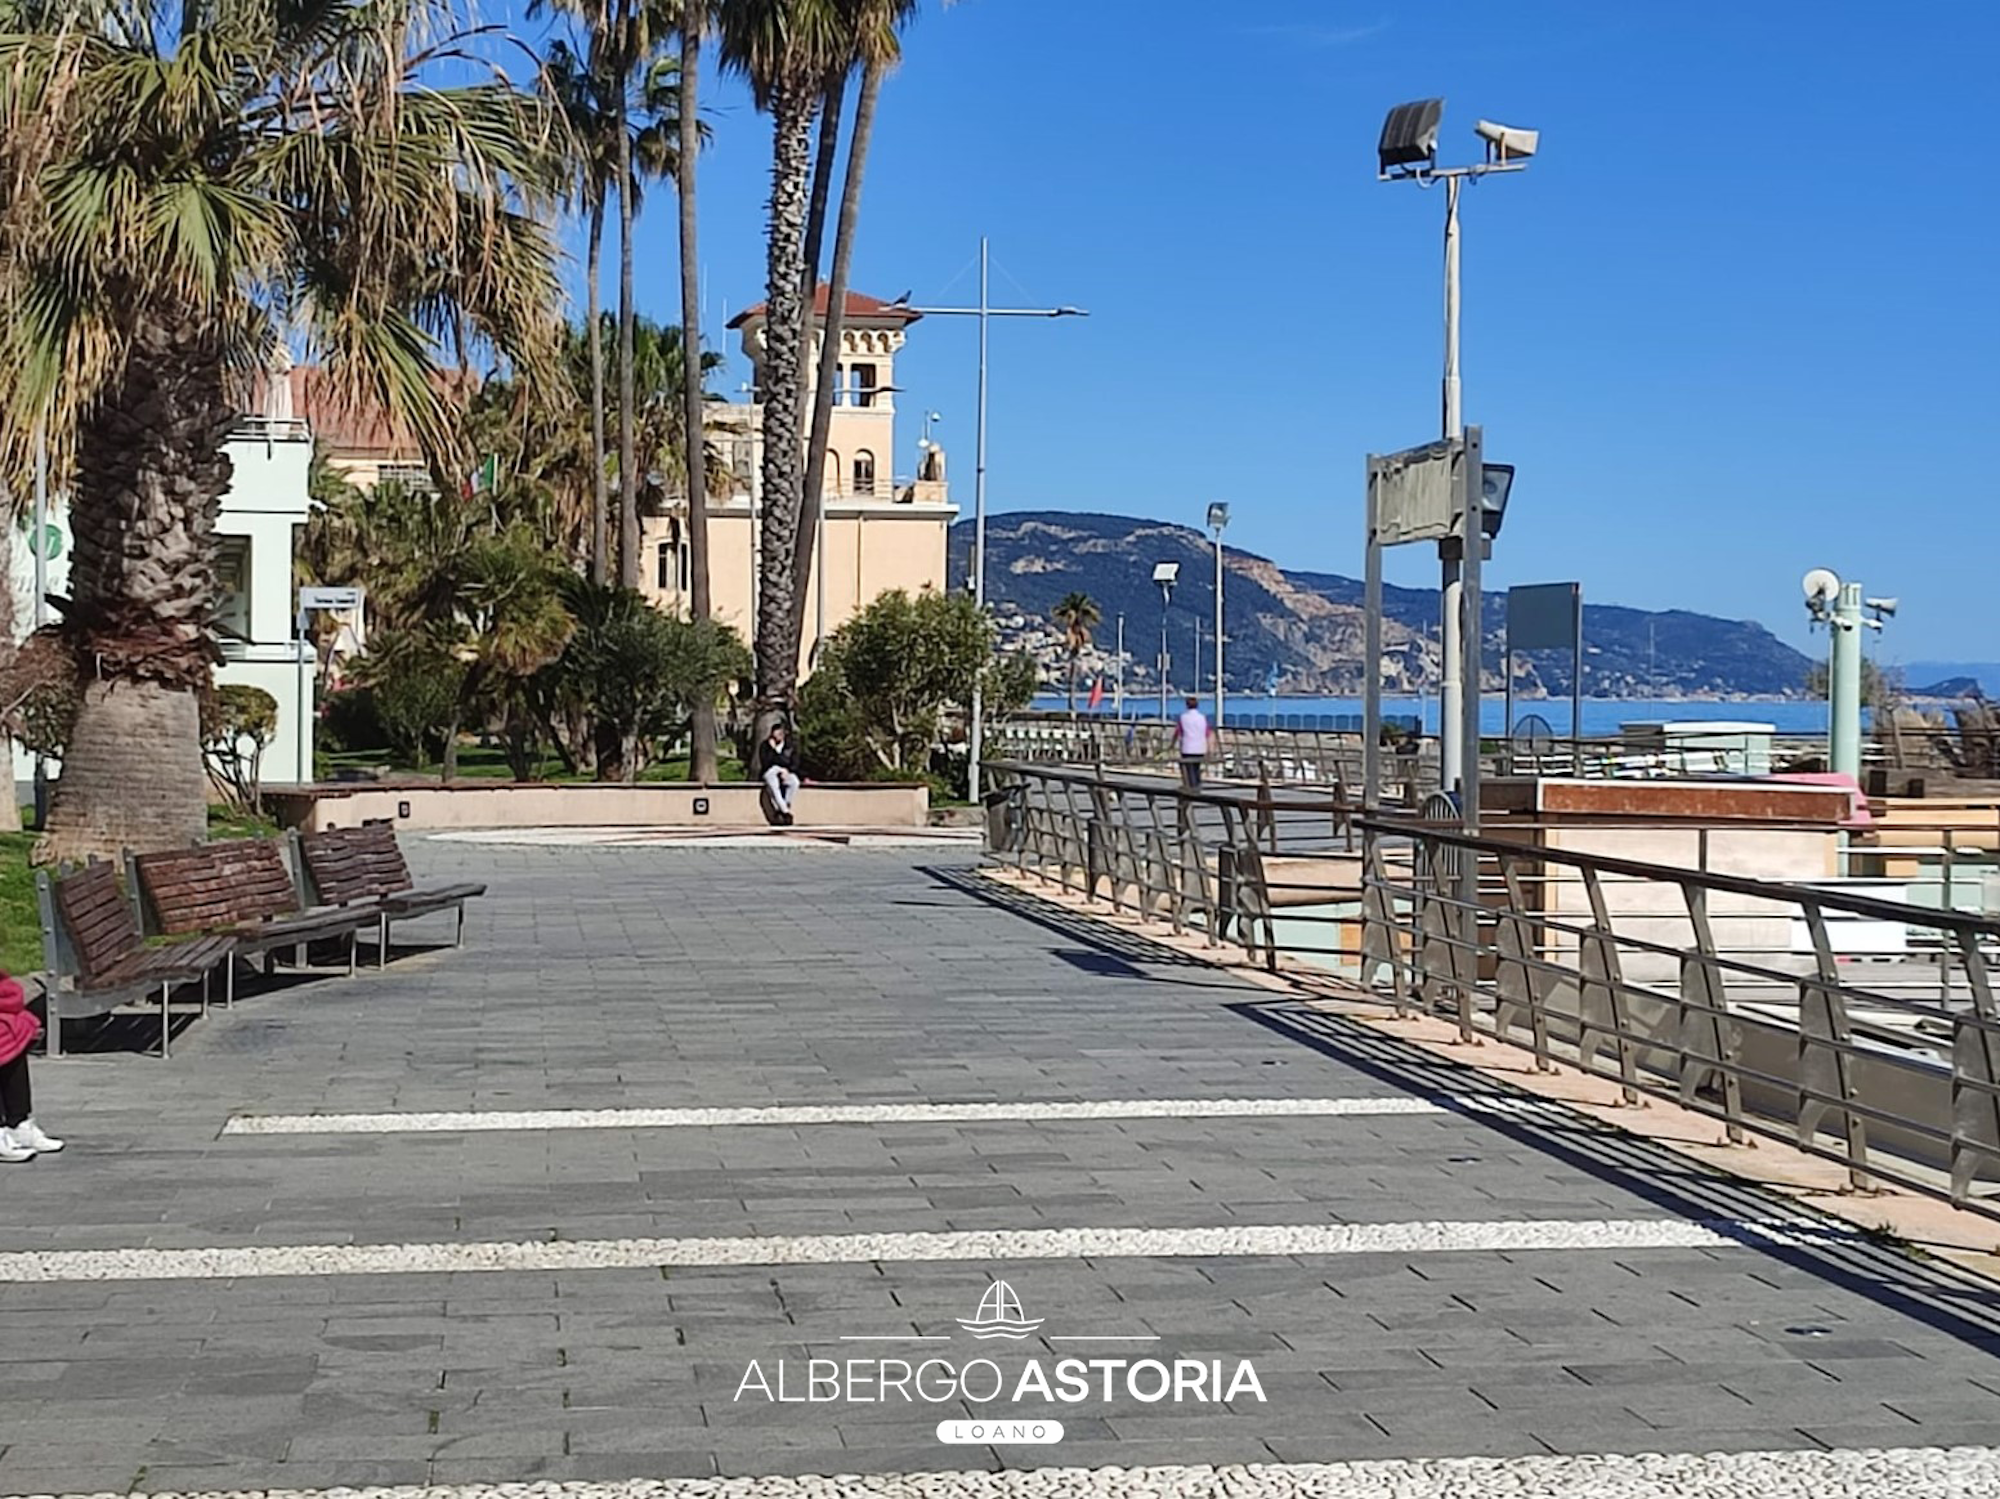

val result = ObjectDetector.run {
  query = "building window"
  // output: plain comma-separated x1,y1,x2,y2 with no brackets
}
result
831,364,847,406
825,452,841,496
853,364,877,408
853,450,876,497
656,518,687,592
216,536,252,644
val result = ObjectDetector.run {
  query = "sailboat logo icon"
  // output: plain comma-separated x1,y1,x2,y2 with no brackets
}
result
956,1279,1044,1339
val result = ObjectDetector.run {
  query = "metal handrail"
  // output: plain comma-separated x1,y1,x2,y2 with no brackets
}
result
981,759,2000,1221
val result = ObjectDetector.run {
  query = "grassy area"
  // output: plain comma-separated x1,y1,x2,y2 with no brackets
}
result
0,832,42,976
207,805,284,840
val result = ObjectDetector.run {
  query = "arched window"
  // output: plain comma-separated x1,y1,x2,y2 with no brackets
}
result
825,452,842,496
853,450,876,496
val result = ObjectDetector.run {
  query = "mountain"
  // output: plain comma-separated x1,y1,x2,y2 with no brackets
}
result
1905,663,2000,698
949,511,1815,700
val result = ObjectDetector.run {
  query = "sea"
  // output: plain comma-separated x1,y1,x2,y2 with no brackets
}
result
1030,694,1845,738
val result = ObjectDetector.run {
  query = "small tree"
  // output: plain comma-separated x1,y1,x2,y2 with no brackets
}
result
1050,591,1101,718
800,589,992,776
203,685,279,815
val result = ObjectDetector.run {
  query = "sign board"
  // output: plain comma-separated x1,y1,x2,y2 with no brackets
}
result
299,586,362,612
1370,438,1467,546
1507,583,1580,652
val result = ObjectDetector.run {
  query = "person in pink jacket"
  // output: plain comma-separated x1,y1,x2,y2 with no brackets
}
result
0,973,62,1163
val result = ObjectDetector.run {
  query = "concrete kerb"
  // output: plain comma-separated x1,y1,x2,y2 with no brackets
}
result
973,864,2000,1277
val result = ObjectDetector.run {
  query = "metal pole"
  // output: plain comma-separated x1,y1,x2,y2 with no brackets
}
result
1460,426,1483,832
1830,580,1863,778
1115,613,1124,718
31,423,49,822
1438,174,1465,796
1213,527,1225,727
1363,458,1382,811
967,238,990,802
1158,594,1169,721
1192,617,1200,700
1571,584,1584,773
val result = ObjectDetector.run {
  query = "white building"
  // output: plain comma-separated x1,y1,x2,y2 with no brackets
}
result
9,416,318,788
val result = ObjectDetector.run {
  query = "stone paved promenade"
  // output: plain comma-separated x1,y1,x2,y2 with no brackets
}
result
6,843,2000,1496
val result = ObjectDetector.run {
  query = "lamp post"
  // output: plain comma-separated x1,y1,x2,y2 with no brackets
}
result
908,239,1087,803
1379,99,1536,801
1153,562,1179,721
1114,612,1125,719
1207,502,1230,726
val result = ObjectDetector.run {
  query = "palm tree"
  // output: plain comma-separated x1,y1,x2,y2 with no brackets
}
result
0,0,564,859
674,0,720,783
544,38,617,585
793,0,918,641
1051,592,1101,718
719,0,846,717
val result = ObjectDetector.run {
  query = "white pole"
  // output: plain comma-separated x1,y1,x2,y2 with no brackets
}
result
967,237,990,803
31,423,49,818
1438,173,1465,796
1830,581,1864,778
1213,525,1225,727
1115,613,1124,718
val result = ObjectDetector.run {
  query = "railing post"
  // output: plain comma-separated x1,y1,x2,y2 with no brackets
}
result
1677,882,1745,1143
1949,929,2000,1206
1493,858,1553,1070
1796,898,1873,1192
1575,864,1641,1105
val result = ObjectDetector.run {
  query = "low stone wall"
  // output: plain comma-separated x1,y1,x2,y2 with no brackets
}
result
266,780,930,832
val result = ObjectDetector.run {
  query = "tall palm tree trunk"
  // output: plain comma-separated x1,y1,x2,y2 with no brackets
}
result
40,311,233,862
752,80,815,710
615,23,641,592
794,58,880,648
678,18,718,784
0,487,16,833
586,194,610,585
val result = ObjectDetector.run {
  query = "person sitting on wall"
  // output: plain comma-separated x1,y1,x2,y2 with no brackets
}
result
0,973,64,1165
758,721,802,825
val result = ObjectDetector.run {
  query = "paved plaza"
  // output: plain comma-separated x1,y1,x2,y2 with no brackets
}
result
6,843,2000,1496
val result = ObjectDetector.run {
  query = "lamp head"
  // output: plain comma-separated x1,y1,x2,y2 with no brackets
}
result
1206,502,1230,532
1378,98,1444,176
1478,464,1515,539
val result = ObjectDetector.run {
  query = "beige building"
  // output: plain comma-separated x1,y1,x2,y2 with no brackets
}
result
641,286,956,665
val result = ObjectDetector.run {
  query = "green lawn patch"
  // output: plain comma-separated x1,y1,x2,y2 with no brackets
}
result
0,832,43,976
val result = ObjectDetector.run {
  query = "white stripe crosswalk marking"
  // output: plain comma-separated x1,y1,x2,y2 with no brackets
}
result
0,1216,1844,1283
5,1447,1998,1498
220,1094,1561,1135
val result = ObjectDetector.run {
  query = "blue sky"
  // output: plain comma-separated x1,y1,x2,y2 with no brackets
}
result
557,0,1998,662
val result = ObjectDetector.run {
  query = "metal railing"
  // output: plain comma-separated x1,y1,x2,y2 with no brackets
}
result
983,759,2000,1221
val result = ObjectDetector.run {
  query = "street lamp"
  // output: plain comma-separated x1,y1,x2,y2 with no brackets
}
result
1379,97,1536,800
1206,502,1230,726
909,239,1087,803
1153,561,1179,720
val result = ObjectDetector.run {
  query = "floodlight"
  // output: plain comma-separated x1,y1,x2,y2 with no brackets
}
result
1378,98,1443,175
1473,119,1539,163
1478,463,1515,539
1152,562,1179,585
1206,502,1230,532
1865,597,1899,617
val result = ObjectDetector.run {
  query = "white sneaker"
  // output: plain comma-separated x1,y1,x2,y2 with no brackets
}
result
10,1118,61,1154
0,1128,34,1164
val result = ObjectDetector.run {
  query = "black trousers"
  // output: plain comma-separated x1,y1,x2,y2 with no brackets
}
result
0,1052,30,1128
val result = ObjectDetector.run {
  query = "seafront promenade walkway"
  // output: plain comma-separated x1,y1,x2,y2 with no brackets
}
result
6,841,2000,1496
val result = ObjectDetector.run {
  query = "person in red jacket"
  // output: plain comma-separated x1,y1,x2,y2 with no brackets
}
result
0,973,62,1163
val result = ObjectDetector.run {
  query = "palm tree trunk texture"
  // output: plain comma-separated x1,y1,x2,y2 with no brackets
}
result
615,28,641,592
0,500,16,833
584,197,608,591
678,19,719,784
587,195,610,586
794,58,880,646
753,81,816,709
801,68,847,311
40,310,234,861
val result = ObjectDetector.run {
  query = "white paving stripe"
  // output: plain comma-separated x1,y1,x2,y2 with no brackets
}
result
0,1216,1843,1283
7,1449,2000,1498
219,1094,1547,1135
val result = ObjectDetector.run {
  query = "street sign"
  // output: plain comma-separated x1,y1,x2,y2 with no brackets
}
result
1369,438,1467,546
299,586,361,612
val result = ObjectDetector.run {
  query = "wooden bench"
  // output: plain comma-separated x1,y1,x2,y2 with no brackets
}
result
293,824,486,965
36,861,236,1058
129,839,377,985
